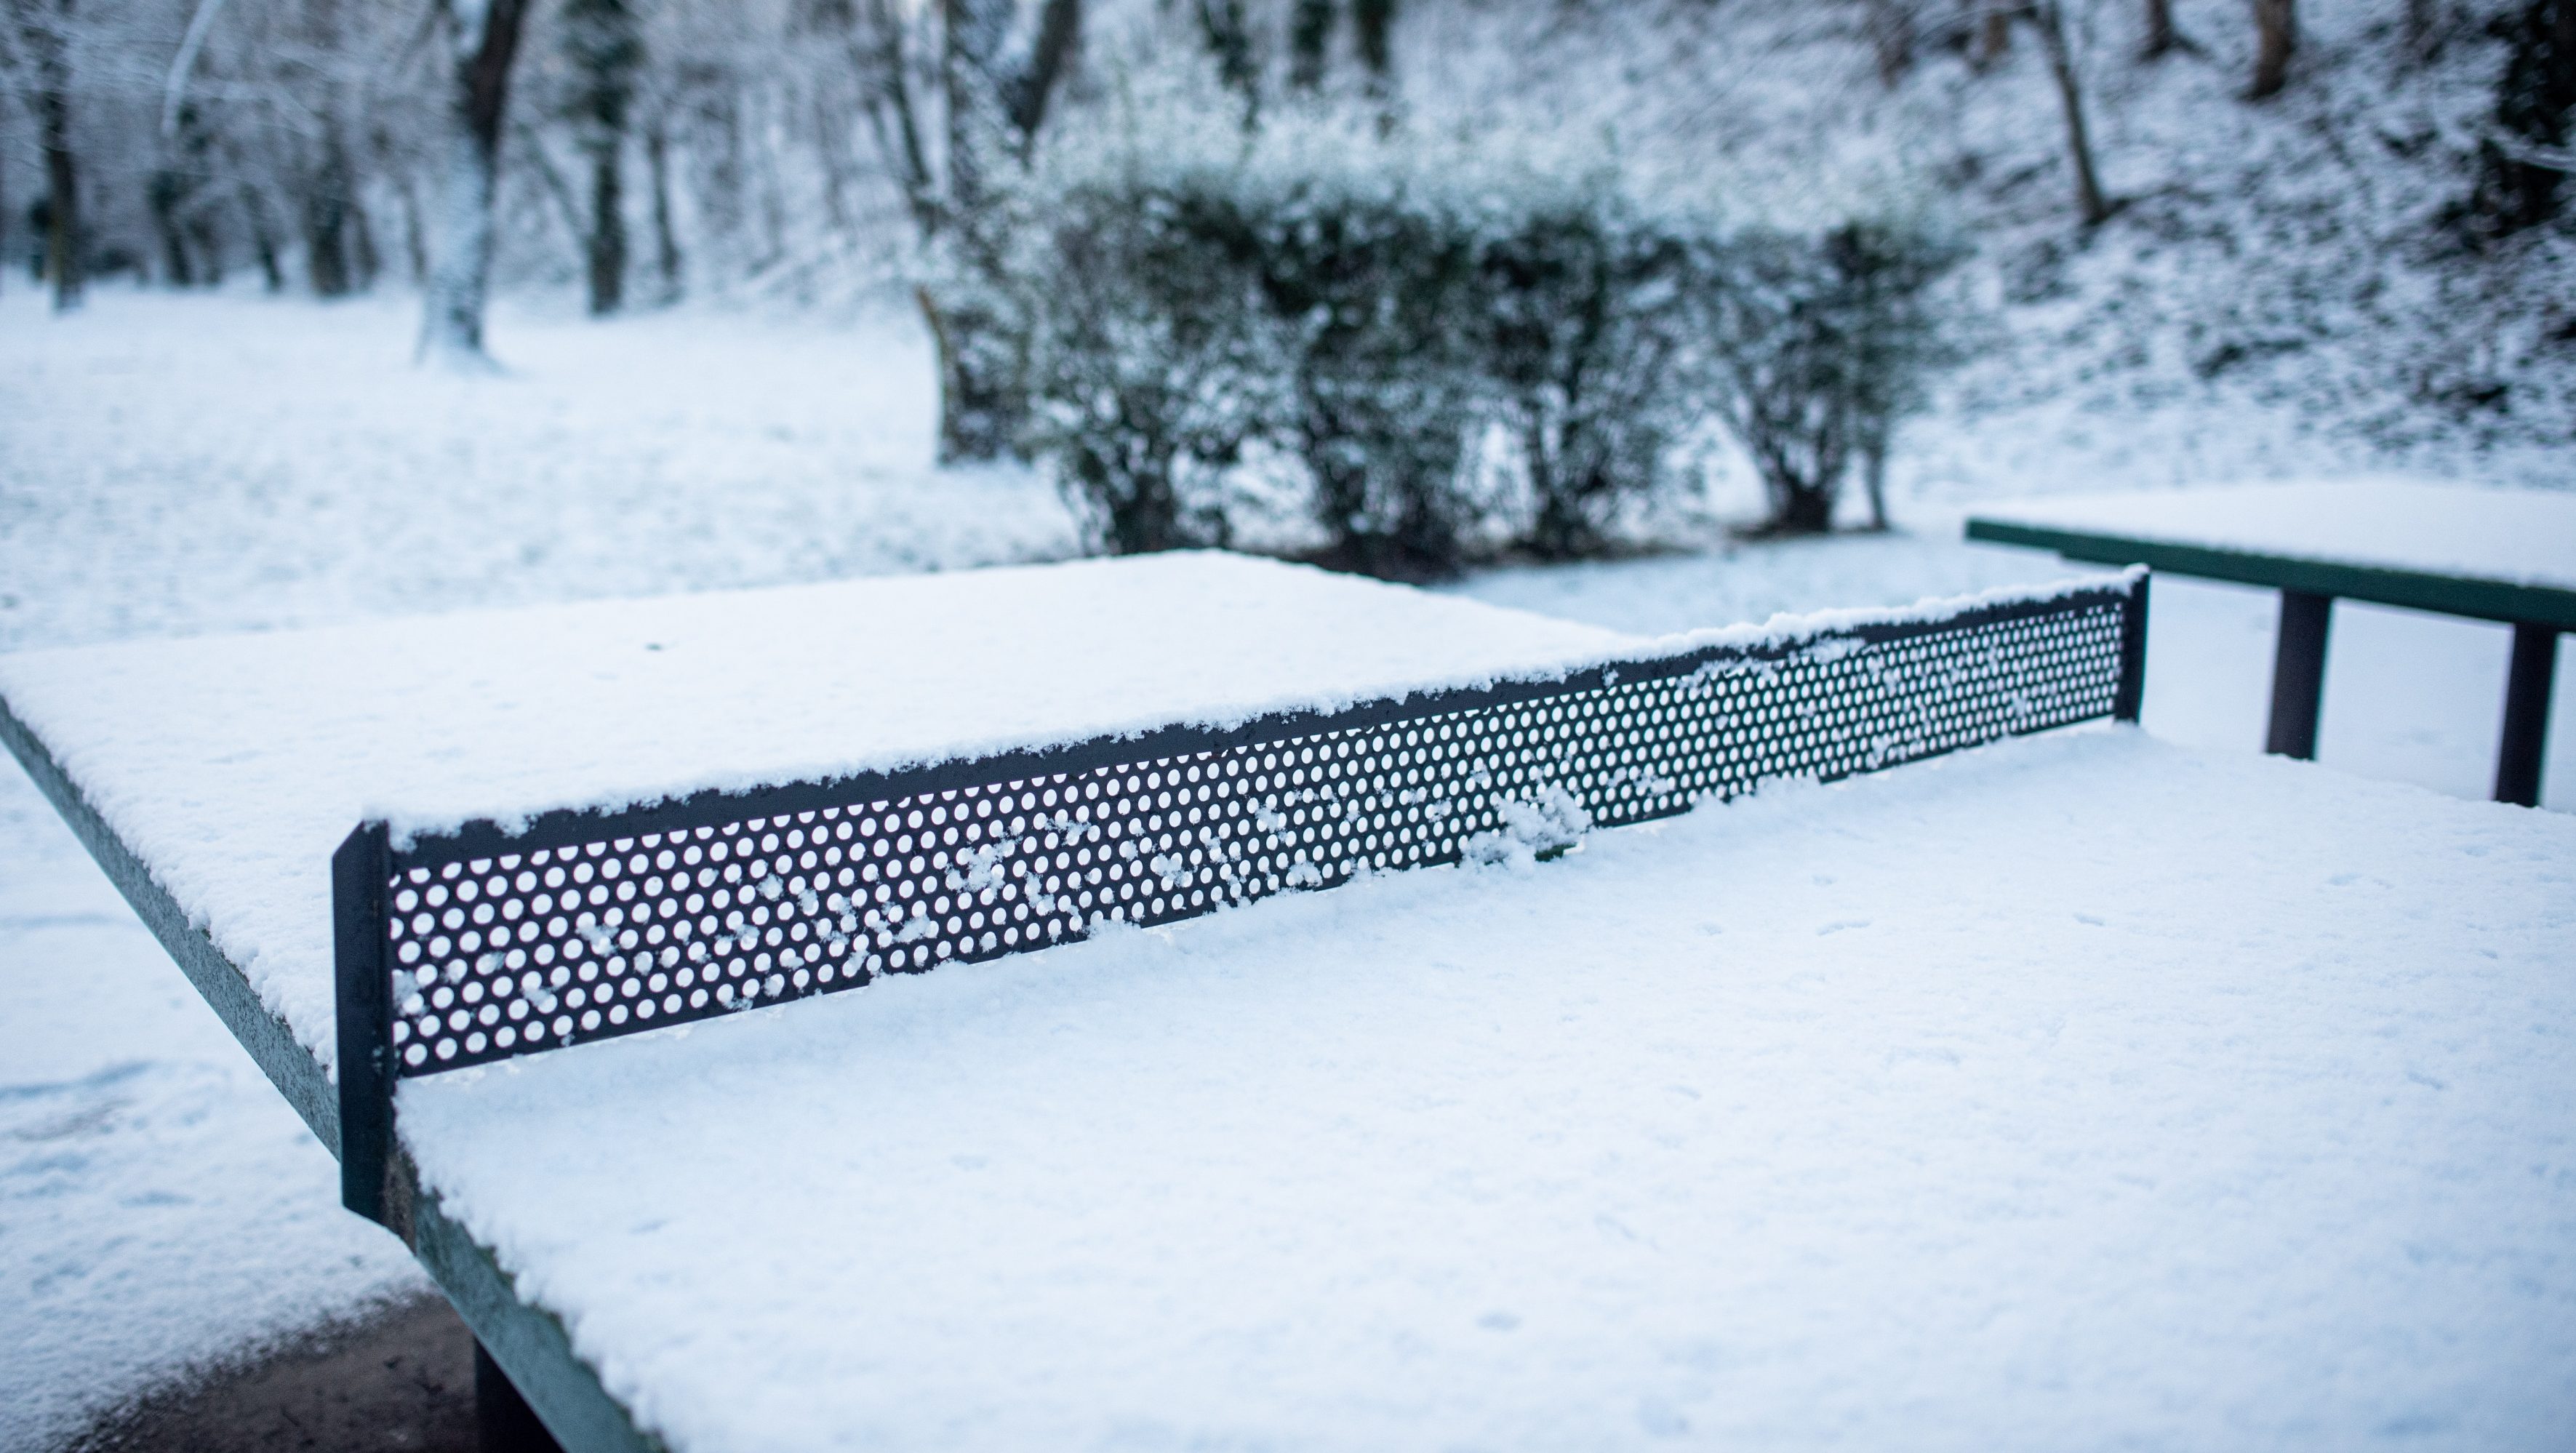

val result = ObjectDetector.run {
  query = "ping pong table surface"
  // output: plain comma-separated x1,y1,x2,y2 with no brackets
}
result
4,552,2570,1452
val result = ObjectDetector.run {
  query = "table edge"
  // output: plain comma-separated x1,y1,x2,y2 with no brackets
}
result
409,1155,662,1452
1964,519,2576,630
0,692,343,1151
2,692,655,1452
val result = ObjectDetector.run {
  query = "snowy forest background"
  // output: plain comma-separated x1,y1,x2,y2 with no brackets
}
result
4,0,2574,575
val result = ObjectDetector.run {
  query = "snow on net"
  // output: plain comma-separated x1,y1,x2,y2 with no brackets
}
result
365,580,2138,1077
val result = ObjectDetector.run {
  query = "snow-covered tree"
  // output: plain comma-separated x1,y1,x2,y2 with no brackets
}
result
2031,0,2113,227
849,0,1083,460
420,0,529,365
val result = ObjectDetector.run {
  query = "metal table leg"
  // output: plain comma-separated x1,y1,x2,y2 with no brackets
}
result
2265,591,2332,760
2495,623,2560,808
478,1340,567,1453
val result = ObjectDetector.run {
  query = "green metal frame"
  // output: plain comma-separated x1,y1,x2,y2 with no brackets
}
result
0,696,655,1453
1963,519,2576,632
2,697,341,1148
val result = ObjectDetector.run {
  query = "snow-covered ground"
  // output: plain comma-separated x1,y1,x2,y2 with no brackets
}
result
0,781,427,1450
1,287,2567,1449
0,289,1078,653
396,727,2575,1452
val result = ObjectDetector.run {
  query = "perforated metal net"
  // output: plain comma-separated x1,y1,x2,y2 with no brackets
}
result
377,587,2133,1075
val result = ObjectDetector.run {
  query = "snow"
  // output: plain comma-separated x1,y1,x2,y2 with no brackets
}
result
4,288,2569,1448
0,288,1077,654
396,729,2576,1453
0,786,429,1453
0,553,1634,1076
1967,479,2576,593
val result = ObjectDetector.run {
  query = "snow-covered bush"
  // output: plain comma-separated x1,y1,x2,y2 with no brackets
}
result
1476,182,1700,559
1690,220,1967,535
1015,113,1968,561
1015,173,1283,554
1233,166,1492,579
1013,132,1497,574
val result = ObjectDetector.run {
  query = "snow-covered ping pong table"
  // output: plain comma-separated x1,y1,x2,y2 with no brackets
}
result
1966,480,2576,806
4,553,2570,1452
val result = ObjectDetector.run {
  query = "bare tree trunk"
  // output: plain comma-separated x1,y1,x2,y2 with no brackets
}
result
2402,0,2443,63
151,103,222,288
1866,0,1917,87
22,0,82,311
238,182,286,291
422,0,530,366
700,89,748,245
753,94,788,273
149,169,196,285
351,192,380,289
1353,0,1393,76
302,0,357,298
2140,0,2177,57
644,113,682,305
395,169,430,285
855,0,1080,460
940,0,996,217
1354,0,1394,121
1196,0,1260,125
1289,0,1331,89
857,0,940,232
2034,1,2112,226
565,0,639,316
815,95,853,231
940,0,1079,460
1009,0,1083,148
1970,0,2012,68
304,127,357,297
2403,0,2436,61
586,137,628,312
188,212,225,284
2249,0,2295,98
38,89,79,310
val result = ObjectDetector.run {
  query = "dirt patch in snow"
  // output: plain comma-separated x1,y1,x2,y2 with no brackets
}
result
63,1294,474,1453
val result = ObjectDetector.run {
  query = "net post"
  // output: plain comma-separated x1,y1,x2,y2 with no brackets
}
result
2113,571,2151,724
2264,590,2332,759
2495,623,2559,807
333,821,395,1225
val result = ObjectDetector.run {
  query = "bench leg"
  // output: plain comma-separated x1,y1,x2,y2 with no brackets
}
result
476,1340,566,1453
2495,623,2559,808
2265,590,2332,760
